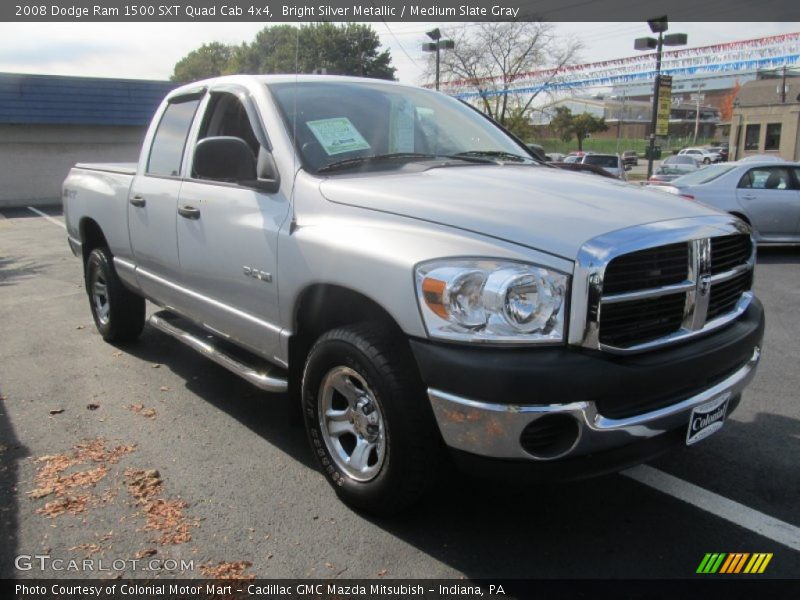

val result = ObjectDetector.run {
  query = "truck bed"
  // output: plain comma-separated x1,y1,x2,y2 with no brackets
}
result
74,162,137,176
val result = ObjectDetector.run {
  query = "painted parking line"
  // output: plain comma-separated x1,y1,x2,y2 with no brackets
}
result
623,465,800,552
27,206,66,229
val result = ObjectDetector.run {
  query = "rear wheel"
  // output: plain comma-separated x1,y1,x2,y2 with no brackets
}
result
86,247,145,342
302,323,442,514
703,157,711,164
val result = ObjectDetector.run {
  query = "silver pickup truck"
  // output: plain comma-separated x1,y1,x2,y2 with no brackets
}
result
63,75,764,514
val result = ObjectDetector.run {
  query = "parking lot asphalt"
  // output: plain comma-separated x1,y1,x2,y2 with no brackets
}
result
1,206,798,580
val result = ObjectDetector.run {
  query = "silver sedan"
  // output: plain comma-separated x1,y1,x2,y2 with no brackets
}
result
662,160,800,244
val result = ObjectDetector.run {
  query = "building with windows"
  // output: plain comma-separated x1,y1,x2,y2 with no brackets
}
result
729,78,800,161
0,73,176,207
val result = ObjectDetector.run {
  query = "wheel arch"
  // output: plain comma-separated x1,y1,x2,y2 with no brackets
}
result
287,283,411,396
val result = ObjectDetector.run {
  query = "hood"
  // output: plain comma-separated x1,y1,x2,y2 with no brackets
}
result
319,165,720,260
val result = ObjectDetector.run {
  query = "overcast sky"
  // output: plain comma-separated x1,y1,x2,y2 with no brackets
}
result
0,22,797,85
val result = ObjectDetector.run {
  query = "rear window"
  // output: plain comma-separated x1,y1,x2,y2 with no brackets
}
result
672,164,736,185
147,99,200,177
583,155,619,168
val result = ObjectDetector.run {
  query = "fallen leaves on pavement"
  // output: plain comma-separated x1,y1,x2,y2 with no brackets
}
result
28,439,136,515
127,404,157,419
124,469,197,545
200,561,254,580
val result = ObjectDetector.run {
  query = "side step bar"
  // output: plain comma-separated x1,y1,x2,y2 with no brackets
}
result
148,311,288,393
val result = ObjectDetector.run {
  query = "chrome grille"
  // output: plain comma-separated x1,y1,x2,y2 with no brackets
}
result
599,293,686,347
575,221,755,354
603,243,688,294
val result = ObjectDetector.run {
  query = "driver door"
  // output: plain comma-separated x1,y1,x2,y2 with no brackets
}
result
736,166,800,240
176,90,291,363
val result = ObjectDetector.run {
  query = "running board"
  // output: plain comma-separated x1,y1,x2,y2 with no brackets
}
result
148,311,288,393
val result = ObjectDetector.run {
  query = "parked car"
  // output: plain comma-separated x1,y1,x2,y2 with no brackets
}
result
707,146,729,162
526,143,547,162
663,160,800,243
678,147,721,164
545,152,566,162
549,161,618,179
562,154,582,164
62,75,764,513
580,153,628,180
647,163,700,185
663,155,703,168
622,150,639,166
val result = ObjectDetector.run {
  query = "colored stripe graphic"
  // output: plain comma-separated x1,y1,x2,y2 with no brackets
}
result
719,554,736,574
698,552,773,574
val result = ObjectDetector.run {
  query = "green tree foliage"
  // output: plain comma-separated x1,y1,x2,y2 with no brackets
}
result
171,23,395,83
549,107,609,151
171,42,235,83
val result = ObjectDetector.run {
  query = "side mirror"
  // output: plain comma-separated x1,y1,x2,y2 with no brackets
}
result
194,137,256,182
194,137,281,193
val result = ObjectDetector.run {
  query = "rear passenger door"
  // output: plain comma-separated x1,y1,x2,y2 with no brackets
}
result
735,166,800,240
129,93,202,306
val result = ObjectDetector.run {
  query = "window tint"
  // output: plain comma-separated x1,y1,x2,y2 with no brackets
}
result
147,99,200,177
672,164,736,185
738,167,792,190
198,93,260,155
765,123,781,151
744,124,760,151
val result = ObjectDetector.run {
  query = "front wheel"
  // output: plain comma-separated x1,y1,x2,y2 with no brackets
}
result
703,157,711,164
85,247,145,342
302,324,442,514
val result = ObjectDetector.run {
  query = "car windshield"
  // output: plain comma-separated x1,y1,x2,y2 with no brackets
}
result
672,164,737,185
583,155,619,168
657,166,693,175
268,81,535,173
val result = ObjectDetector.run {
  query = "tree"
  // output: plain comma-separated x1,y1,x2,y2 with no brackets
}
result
549,107,608,151
719,81,742,122
171,23,395,83
171,42,235,83
430,22,581,135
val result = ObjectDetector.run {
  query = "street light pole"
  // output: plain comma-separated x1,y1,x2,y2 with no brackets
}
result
422,28,454,91
646,31,663,180
635,17,687,179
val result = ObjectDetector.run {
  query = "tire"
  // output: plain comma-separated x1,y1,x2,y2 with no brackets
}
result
302,323,442,514
85,247,145,342
703,157,711,164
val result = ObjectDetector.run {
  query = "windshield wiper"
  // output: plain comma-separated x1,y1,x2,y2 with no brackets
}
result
448,150,532,163
317,153,439,173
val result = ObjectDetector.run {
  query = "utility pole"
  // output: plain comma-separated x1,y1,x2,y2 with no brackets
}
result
781,65,787,103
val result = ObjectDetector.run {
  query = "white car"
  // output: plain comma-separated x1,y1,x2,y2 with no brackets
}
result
678,147,721,165
663,160,800,244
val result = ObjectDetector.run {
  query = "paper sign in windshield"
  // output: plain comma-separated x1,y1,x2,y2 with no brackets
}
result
306,118,370,155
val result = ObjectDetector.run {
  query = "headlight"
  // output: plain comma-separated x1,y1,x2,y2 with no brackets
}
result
415,259,568,344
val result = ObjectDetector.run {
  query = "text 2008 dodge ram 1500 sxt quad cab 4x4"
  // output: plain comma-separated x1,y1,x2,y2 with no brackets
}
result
63,75,764,514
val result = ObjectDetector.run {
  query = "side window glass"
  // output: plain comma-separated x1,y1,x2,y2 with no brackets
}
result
198,93,260,156
146,99,200,177
740,168,791,190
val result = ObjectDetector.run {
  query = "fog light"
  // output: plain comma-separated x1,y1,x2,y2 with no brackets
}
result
520,414,580,459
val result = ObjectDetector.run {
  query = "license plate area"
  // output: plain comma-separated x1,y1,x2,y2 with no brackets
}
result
686,392,731,446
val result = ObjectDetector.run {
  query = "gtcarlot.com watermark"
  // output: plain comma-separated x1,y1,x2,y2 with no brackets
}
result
15,554,194,573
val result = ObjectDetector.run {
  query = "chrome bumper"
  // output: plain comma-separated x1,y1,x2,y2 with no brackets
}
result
428,346,761,461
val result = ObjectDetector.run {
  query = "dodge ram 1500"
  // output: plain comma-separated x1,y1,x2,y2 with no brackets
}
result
63,75,764,513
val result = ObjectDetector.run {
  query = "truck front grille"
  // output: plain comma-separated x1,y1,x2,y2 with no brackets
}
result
592,233,754,351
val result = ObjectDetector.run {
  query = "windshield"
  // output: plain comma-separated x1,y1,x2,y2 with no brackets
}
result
269,81,534,173
583,155,619,168
672,164,737,186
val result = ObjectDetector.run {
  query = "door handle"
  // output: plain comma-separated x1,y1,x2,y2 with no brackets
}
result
129,195,146,207
178,205,201,219
741,194,757,201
